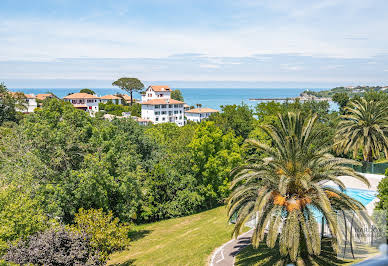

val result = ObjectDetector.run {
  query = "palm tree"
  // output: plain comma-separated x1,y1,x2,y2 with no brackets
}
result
334,98,388,162
227,112,370,263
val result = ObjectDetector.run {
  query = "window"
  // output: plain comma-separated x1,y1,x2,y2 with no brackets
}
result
179,116,182,120
155,111,160,115
179,104,183,107
174,110,178,114
162,111,166,115
160,94,163,97
87,99,93,103
169,104,172,108
161,105,167,108
169,111,172,115
174,104,178,108
156,117,159,121
155,105,160,108
179,110,182,114
162,117,165,121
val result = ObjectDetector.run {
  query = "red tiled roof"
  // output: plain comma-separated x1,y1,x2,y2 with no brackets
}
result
9,92,36,99
185,108,219,113
141,98,184,105
100,94,121,100
63,93,99,99
36,93,54,100
149,85,171,92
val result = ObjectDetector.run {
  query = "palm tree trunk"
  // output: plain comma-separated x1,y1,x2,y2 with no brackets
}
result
130,90,133,106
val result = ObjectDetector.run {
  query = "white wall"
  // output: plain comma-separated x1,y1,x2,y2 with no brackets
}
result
141,103,185,126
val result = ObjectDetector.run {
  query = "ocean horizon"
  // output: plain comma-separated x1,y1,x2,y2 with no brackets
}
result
9,87,330,110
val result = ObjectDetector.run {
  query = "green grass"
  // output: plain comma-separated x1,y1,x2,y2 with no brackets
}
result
235,238,380,265
108,206,234,265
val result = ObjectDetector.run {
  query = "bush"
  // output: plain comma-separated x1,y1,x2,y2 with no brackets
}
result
3,226,103,265
70,208,131,260
0,186,49,254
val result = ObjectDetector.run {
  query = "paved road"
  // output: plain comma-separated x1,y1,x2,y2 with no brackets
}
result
210,229,253,266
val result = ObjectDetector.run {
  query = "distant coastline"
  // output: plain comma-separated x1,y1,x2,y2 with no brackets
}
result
8,88,329,110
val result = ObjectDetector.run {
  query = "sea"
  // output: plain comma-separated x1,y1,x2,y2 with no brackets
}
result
9,88,334,110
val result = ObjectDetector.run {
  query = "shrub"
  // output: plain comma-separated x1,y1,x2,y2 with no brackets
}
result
3,226,103,265
0,186,49,254
70,208,131,260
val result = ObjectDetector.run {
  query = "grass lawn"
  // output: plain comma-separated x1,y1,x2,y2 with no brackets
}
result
235,238,380,265
108,206,234,265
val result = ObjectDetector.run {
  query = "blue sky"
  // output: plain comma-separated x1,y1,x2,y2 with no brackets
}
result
1,0,388,88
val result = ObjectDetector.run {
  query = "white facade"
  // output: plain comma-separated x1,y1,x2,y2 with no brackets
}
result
141,86,185,126
141,86,171,102
10,92,38,113
26,97,38,113
185,108,219,123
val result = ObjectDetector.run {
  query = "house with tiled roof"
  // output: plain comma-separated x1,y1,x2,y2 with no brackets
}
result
100,94,123,105
63,92,100,114
36,93,56,101
185,107,219,122
9,92,38,113
140,85,185,126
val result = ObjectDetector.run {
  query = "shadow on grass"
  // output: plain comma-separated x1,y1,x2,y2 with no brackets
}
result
110,259,136,266
128,229,152,242
236,238,363,265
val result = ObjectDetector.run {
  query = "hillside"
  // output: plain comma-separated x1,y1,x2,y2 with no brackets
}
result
303,86,388,98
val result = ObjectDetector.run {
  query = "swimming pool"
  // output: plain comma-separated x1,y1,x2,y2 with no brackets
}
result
343,187,377,206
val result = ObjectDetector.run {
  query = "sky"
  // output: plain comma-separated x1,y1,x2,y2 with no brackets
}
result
1,0,388,88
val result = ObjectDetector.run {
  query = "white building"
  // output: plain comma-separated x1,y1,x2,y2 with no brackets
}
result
100,95,123,105
63,93,100,114
185,107,219,122
10,92,38,113
141,86,185,126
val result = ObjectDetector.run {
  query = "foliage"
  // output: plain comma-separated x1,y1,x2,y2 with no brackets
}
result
209,104,255,139
99,102,131,116
141,123,203,221
3,226,103,265
171,89,184,101
332,92,350,112
112,78,144,105
80,88,96,95
70,208,131,260
0,83,18,125
0,186,49,254
228,112,370,262
190,121,243,208
334,97,388,162
375,173,388,233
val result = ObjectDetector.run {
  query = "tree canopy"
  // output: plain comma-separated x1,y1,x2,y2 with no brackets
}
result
112,78,144,105
80,88,96,95
171,89,184,101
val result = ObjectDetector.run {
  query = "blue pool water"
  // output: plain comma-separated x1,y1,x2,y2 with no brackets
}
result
312,188,377,220
343,188,377,206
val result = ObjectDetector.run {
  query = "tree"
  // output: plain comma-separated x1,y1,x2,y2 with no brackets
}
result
209,104,255,139
228,112,370,263
3,226,103,265
0,83,18,125
112,78,144,106
189,121,243,208
171,89,184,101
80,88,96,95
0,186,49,253
334,98,388,162
332,92,349,113
70,208,131,261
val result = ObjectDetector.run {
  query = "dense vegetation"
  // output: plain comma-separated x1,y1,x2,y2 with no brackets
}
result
1,82,388,264
304,85,387,98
